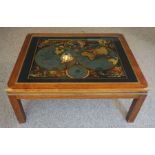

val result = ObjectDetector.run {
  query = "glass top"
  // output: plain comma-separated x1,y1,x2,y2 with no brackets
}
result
18,36,138,83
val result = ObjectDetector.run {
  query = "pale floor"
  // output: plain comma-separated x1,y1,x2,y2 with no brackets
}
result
0,27,155,127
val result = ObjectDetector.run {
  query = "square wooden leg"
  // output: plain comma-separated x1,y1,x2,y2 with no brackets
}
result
126,95,147,122
8,95,26,123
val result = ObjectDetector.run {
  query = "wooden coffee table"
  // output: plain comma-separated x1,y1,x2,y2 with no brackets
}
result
6,33,148,123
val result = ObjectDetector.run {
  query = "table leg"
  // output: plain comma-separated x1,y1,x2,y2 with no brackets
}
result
126,95,147,122
8,95,26,123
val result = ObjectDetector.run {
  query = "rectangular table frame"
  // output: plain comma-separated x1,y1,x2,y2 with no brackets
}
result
6,33,148,123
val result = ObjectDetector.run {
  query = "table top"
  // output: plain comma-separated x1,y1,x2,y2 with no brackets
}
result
7,33,148,93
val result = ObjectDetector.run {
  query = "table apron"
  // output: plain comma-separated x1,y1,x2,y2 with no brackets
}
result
7,92,147,99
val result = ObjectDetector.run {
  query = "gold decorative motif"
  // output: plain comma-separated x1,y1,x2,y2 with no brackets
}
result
60,53,74,63
106,66,125,77
93,47,108,55
108,57,118,65
55,46,64,55
81,51,95,60
77,40,85,48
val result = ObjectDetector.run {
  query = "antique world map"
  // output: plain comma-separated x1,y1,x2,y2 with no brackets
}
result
18,36,138,83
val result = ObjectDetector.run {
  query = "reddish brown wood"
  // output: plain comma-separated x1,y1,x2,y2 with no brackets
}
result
15,94,141,99
8,95,26,123
6,33,148,123
126,95,147,122
7,33,148,91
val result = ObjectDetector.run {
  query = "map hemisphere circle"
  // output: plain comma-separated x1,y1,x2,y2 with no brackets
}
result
35,46,65,70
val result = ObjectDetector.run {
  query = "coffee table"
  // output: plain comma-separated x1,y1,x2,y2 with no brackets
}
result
6,33,148,123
